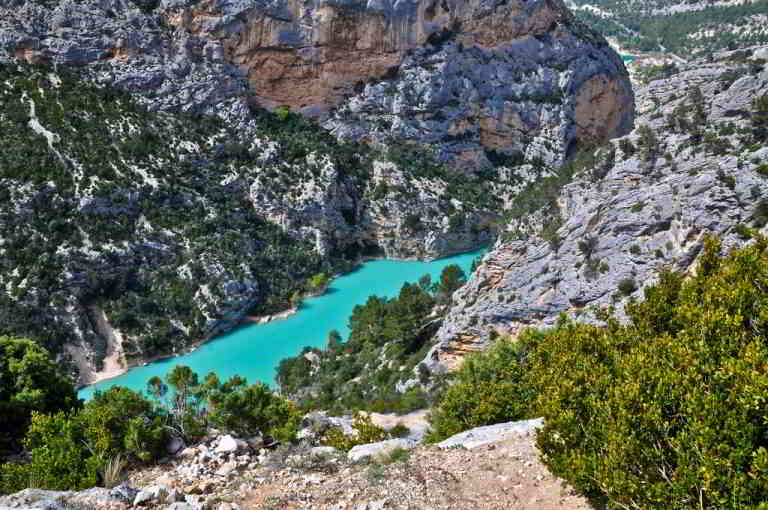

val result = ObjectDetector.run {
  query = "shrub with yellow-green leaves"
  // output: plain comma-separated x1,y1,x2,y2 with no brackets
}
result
0,387,167,494
321,414,390,452
428,236,768,509
425,338,532,443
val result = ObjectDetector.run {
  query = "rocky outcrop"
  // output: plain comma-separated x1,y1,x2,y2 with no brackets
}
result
347,438,416,462
437,417,543,449
161,0,634,165
0,0,632,169
428,46,768,371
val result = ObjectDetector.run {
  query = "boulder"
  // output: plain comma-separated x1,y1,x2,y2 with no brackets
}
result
214,435,239,454
177,447,198,458
347,439,416,463
168,503,197,510
437,418,544,449
310,446,339,457
214,462,239,477
166,488,186,503
167,436,185,455
133,485,170,506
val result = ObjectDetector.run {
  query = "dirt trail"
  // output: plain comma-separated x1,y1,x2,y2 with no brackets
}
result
244,431,594,509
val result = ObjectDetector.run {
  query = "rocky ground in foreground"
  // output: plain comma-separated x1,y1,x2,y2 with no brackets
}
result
0,419,592,510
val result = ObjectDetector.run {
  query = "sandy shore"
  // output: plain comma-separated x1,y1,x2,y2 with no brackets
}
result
241,306,298,325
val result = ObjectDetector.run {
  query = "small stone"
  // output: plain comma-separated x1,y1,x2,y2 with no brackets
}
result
215,462,238,477
166,488,186,503
178,447,198,458
167,436,185,455
168,503,196,510
133,485,169,506
310,446,338,457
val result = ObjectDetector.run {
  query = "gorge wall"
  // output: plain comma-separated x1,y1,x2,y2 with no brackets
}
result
427,46,768,371
0,0,633,383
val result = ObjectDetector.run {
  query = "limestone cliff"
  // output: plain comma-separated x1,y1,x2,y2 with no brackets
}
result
164,0,634,166
1,0,632,169
0,0,633,381
428,46,768,371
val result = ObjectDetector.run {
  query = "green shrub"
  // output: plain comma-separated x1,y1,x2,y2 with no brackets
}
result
426,338,532,443
206,377,301,443
0,385,167,495
530,237,768,508
424,236,768,508
389,423,410,438
0,411,94,493
383,446,410,464
0,337,79,455
321,414,390,452
617,278,637,295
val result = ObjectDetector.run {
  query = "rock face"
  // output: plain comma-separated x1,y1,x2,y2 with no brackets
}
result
428,46,768,371
168,0,634,166
0,0,632,380
347,438,417,462
0,0,632,168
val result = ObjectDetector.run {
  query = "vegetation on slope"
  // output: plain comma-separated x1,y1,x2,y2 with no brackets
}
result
0,337,79,456
0,361,301,495
571,0,768,55
276,264,470,414
0,59,514,373
0,62,352,367
428,235,768,508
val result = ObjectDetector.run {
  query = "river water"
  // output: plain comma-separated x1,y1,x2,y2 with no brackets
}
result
78,249,485,399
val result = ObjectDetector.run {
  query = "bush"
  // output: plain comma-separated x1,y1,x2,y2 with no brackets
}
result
426,338,532,443
0,386,167,495
617,278,637,295
206,377,301,443
321,414,390,452
0,337,79,455
389,423,410,438
425,237,768,508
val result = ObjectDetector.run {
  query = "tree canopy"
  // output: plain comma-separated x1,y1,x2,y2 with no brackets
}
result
0,336,79,455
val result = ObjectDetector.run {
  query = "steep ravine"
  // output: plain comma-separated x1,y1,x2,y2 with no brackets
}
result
0,0,632,383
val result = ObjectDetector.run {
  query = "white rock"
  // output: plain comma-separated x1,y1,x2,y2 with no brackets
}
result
178,447,198,458
347,439,415,462
214,435,239,453
437,418,544,449
215,462,238,477
310,446,339,457
133,485,169,506
168,503,197,510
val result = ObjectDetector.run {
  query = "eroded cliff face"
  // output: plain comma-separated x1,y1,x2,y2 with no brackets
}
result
163,0,633,166
1,0,633,169
426,46,768,372
168,0,566,112
0,0,633,380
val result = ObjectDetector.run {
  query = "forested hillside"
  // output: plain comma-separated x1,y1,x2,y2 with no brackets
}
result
0,62,526,383
569,0,768,54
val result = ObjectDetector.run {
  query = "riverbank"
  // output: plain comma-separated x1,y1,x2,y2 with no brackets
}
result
77,248,487,399
241,307,298,325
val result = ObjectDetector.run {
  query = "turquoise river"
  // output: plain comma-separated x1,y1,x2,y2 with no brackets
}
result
78,249,485,399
